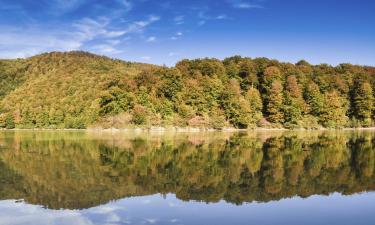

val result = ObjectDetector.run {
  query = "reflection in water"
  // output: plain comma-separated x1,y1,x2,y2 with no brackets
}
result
0,130,374,211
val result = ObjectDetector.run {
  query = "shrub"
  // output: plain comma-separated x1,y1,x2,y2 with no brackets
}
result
131,105,149,125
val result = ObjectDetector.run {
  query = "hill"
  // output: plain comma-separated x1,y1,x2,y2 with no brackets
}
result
0,51,374,129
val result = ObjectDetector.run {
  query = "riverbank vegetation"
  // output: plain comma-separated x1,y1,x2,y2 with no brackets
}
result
0,51,374,129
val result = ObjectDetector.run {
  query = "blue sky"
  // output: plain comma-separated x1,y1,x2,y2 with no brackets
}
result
0,0,374,66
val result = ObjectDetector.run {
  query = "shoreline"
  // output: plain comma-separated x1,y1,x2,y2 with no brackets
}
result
1,126,375,133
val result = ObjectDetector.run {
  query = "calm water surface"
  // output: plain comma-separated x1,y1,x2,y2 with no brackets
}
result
0,130,374,225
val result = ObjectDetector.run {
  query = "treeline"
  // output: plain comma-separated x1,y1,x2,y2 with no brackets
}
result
0,131,375,208
0,51,374,129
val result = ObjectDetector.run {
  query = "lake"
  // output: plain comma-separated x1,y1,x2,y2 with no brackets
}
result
0,130,374,225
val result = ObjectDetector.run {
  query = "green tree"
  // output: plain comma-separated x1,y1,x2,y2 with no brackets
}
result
49,108,65,126
1,114,15,129
156,68,182,100
245,87,263,124
221,79,252,128
266,80,284,124
262,66,282,87
238,59,258,89
99,87,134,116
320,91,348,127
284,76,306,124
305,81,324,117
353,80,374,125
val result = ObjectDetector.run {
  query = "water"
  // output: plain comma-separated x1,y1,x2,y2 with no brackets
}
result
0,130,374,225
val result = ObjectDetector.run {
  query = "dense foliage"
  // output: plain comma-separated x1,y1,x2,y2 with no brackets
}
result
0,51,374,129
0,131,374,209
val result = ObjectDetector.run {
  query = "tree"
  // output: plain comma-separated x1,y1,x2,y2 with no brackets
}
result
1,51,375,129
49,108,65,126
304,81,324,117
0,114,15,129
239,59,258,89
266,80,284,124
245,87,263,124
221,79,252,128
320,91,348,127
156,68,182,100
262,66,282,87
353,80,374,125
99,87,134,116
284,76,306,124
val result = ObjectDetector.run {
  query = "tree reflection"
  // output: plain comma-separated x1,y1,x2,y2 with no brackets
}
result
0,131,374,209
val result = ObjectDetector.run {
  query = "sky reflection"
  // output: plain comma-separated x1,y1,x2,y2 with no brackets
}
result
1,192,375,225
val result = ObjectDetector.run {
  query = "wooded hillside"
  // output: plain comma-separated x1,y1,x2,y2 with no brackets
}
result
0,51,374,129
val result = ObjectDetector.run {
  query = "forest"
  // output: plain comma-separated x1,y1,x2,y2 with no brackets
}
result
0,51,374,129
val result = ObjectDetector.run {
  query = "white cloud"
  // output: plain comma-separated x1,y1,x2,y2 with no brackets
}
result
140,56,151,60
125,15,160,34
216,14,229,20
90,44,123,54
0,27,83,59
106,39,121,45
196,11,229,26
174,15,184,25
146,36,157,42
73,17,111,41
229,0,264,9
73,15,160,47
145,218,158,224
198,20,206,26
116,0,133,12
105,31,127,38
106,213,121,222
234,3,263,8
168,52,178,57
170,32,183,40
73,16,132,40
168,202,180,207
0,13,161,59
0,200,93,225
48,0,88,14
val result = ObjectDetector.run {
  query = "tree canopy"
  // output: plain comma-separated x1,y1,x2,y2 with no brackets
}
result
0,51,374,129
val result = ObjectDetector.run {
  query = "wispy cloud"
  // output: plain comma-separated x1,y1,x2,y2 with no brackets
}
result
234,3,263,9
174,15,184,25
168,52,178,57
47,0,88,15
73,17,112,41
106,39,121,45
198,20,206,26
216,14,229,20
140,56,151,60
116,0,133,12
170,32,183,40
0,26,83,58
196,10,230,26
90,44,123,54
49,0,134,16
0,12,160,58
73,15,157,40
126,15,160,34
146,36,157,42
145,218,158,224
228,0,264,9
